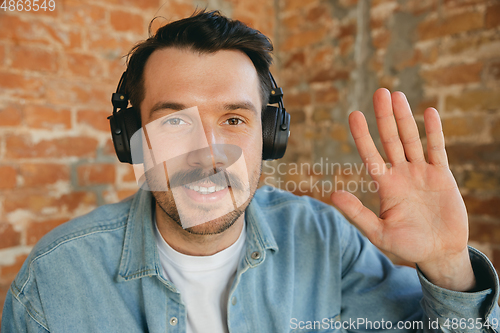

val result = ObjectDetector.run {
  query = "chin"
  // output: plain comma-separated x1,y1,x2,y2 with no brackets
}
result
183,212,242,235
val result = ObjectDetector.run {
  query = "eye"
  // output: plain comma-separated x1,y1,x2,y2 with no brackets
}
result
163,117,188,126
224,118,244,126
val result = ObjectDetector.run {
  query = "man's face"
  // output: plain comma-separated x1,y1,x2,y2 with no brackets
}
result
139,47,263,234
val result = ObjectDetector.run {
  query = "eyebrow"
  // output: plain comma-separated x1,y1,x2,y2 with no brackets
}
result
149,100,259,119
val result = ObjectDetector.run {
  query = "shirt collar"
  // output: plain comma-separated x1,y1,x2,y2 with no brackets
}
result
117,188,278,281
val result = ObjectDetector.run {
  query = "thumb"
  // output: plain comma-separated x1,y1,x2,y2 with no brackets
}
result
330,190,382,242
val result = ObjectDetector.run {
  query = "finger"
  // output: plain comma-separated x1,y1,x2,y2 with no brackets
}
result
391,92,425,163
424,107,448,167
373,88,406,165
330,191,382,242
349,111,388,179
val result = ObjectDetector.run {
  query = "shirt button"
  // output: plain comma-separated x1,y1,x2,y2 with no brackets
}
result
231,296,237,305
169,317,178,326
251,251,261,260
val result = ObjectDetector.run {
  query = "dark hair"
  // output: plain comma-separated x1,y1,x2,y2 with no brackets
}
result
125,9,274,113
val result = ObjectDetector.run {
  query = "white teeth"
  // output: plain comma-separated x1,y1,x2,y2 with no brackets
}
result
185,184,226,194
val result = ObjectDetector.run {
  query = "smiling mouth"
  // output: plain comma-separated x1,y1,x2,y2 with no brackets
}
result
183,183,228,194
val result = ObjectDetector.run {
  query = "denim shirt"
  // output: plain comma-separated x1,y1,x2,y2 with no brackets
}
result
2,187,500,332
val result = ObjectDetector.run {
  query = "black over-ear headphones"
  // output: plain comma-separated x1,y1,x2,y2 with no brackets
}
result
108,71,290,163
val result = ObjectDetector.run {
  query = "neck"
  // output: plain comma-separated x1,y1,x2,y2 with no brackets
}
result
155,202,245,256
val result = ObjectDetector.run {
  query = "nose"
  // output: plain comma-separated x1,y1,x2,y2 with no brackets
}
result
186,126,228,170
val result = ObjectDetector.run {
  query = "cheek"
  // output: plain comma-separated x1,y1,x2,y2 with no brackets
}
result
242,132,262,170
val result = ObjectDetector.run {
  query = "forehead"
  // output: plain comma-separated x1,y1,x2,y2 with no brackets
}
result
141,47,261,112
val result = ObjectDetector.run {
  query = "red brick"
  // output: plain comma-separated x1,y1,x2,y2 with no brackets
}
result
24,106,71,130
493,119,500,142
308,68,350,83
403,0,438,15
372,30,391,49
20,163,70,187
418,11,484,40
314,86,339,104
5,135,98,158
313,108,331,122
121,166,137,182
415,96,438,115
77,164,116,186
339,37,354,56
0,223,21,249
463,170,500,190
121,0,159,9
447,143,500,165
281,13,304,32
109,58,128,80
285,92,311,108
0,44,5,67
421,63,483,86
0,254,28,279
46,80,111,106
0,15,80,49
487,60,500,81
110,10,145,34
443,0,485,9
313,46,335,63
289,110,306,125
3,191,96,214
62,1,107,26
0,105,23,126
103,137,117,157
88,32,134,56
284,52,305,68
282,0,317,12
306,4,330,21
151,2,194,27
330,123,349,142
339,0,358,7
486,3,500,29
0,72,44,91
442,116,484,138
26,218,68,245
11,45,57,73
464,195,500,218
66,53,104,78
445,90,500,113
116,189,137,200
338,22,356,39
77,109,111,132
281,27,329,51
0,166,17,189
102,188,138,205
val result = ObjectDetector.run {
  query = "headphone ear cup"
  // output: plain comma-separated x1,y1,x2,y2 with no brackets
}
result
108,107,142,164
262,105,279,160
262,105,290,160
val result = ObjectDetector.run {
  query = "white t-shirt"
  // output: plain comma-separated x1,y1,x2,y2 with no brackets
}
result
154,219,246,333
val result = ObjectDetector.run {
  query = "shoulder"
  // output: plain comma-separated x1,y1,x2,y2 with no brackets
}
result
30,195,134,257
14,194,135,285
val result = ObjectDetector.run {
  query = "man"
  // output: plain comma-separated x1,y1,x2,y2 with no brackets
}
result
2,10,499,333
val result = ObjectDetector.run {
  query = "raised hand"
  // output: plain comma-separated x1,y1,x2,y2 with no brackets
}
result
330,88,475,291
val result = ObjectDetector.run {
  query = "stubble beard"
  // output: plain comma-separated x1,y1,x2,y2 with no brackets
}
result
152,163,262,235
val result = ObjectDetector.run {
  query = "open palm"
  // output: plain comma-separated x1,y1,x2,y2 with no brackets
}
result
331,88,469,269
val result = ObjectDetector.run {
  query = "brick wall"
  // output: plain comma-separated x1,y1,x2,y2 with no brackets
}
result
0,0,499,322
274,0,500,270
